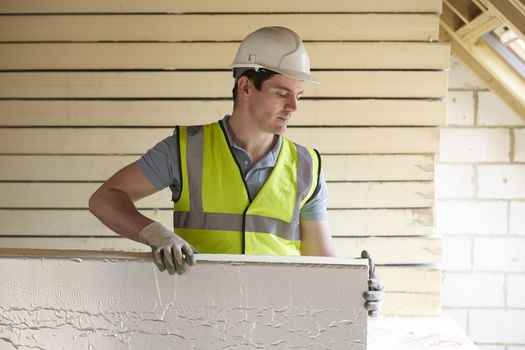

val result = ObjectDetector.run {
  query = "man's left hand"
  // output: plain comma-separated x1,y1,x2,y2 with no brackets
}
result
361,250,384,317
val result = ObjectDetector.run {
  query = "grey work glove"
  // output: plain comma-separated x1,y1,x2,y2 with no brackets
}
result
139,222,196,275
361,250,384,318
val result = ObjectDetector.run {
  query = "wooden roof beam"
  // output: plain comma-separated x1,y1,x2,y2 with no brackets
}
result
441,0,525,120
440,23,525,120
443,0,501,44
443,0,483,23
481,0,525,42
456,11,501,44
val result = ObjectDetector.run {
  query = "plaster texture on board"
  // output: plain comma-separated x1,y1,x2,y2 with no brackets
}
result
0,254,368,350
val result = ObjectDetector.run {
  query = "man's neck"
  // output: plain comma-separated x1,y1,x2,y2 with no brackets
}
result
227,113,277,165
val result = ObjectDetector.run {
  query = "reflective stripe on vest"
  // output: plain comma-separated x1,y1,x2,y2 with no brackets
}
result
173,120,319,255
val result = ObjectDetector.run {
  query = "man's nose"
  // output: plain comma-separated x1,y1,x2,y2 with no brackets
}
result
286,96,298,112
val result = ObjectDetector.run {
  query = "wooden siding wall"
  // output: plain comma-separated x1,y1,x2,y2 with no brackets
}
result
0,0,448,316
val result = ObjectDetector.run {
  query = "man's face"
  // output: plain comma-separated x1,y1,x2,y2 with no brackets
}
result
247,74,304,135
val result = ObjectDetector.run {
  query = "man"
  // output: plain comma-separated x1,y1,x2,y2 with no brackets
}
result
89,26,382,316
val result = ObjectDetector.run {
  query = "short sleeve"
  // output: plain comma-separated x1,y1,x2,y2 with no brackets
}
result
136,129,182,197
299,170,328,221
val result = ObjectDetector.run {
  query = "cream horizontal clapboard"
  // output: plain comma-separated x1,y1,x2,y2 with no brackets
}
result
0,182,433,209
0,100,447,127
0,42,450,70
0,155,434,181
0,0,443,14
383,293,440,316
0,209,433,237
0,72,448,98
0,236,440,264
329,209,433,236
0,128,439,154
0,14,439,42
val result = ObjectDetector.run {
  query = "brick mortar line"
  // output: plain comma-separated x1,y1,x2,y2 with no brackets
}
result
474,163,479,200
436,198,520,202
438,198,525,201
436,198,525,202
436,162,525,165
505,273,509,308
443,270,525,275
444,271,523,276
443,306,525,311
440,126,525,129
441,234,525,238
507,201,511,236
436,198,521,201
474,90,479,126
469,237,474,275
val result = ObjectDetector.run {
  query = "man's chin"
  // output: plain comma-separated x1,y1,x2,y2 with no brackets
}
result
274,126,287,136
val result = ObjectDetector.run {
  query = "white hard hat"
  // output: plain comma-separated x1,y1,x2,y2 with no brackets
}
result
231,26,319,84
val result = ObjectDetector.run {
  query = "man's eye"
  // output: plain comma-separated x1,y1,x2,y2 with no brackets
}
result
277,91,287,98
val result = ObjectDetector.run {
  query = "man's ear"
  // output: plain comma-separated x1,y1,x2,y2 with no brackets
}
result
236,76,252,100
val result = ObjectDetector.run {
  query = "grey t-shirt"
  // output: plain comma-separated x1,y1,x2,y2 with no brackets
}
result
137,116,328,221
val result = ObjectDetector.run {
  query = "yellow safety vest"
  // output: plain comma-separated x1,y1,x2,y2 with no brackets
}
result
173,121,320,255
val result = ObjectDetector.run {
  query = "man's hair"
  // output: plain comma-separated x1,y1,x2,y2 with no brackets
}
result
232,69,278,105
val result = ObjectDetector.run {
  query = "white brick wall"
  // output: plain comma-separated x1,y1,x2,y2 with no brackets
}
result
448,91,475,125
435,200,507,235
448,54,487,90
510,201,525,235
442,237,471,271
469,310,525,343
442,273,504,307
439,128,510,162
438,53,525,349
474,238,525,272
514,128,525,162
507,274,525,307
435,164,475,198
478,91,525,126
478,165,525,199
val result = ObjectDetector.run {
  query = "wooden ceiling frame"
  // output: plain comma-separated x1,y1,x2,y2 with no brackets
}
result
441,0,525,119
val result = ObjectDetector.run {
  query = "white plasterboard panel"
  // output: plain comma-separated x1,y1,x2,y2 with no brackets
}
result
0,255,368,348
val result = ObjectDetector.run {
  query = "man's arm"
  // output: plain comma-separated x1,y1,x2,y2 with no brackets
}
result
89,162,157,242
299,220,336,256
89,161,194,275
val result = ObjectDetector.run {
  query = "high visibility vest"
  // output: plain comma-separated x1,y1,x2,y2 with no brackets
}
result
173,120,320,255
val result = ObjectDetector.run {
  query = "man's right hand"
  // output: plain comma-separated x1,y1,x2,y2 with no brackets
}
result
139,222,196,275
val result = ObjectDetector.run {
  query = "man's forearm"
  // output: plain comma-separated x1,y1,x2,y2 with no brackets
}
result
89,188,153,242
299,220,336,256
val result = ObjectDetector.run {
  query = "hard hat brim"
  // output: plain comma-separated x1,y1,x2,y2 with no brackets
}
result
231,64,320,84
274,67,320,85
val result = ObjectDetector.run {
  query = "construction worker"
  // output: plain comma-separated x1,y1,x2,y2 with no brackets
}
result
89,26,383,316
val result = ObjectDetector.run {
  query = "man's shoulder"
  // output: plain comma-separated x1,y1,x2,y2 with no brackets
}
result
282,137,318,157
